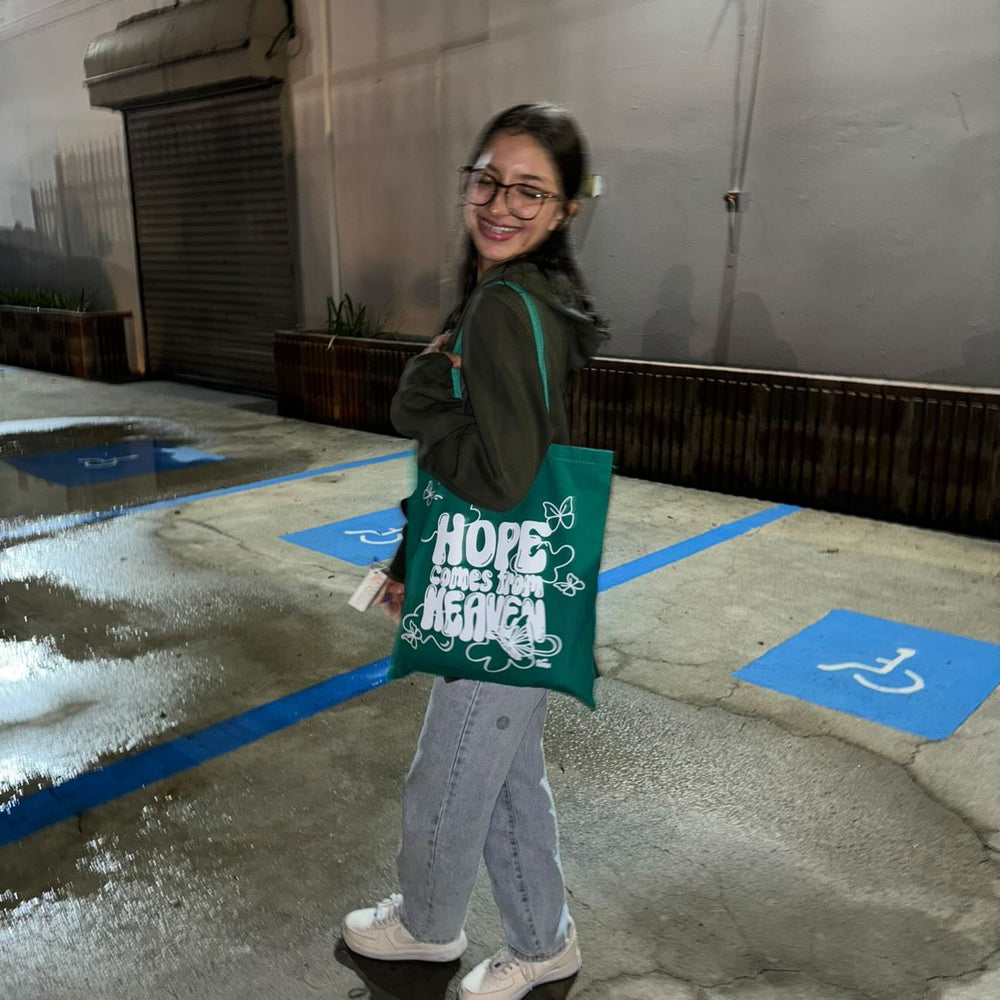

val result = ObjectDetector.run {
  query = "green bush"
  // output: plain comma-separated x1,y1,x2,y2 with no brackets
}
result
0,287,93,311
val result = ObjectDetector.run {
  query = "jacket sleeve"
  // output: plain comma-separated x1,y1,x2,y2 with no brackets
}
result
390,284,550,511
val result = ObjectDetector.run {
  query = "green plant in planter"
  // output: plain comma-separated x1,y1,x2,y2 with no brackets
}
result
325,293,396,348
0,287,93,311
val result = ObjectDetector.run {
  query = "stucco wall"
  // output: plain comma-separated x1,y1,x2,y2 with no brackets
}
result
2,0,997,385
287,0,999,384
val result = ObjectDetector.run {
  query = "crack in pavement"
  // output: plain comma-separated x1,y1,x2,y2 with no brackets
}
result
618,676,998,852
920,944,1000,999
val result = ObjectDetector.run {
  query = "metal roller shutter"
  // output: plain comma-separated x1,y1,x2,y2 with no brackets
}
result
126,85,296,393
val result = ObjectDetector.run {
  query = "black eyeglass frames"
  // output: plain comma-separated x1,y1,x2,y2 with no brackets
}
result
458,167,563,221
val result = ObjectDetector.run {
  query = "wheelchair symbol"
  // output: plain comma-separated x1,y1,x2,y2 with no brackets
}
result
343,527,404,546
78,454,139,470
817,647,925,695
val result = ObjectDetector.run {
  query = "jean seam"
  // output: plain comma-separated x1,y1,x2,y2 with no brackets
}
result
418,681,481,939
503,780,543,957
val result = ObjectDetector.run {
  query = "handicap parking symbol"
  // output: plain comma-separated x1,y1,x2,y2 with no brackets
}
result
734,610,1000,739
5,439,225,486
281,508,404,566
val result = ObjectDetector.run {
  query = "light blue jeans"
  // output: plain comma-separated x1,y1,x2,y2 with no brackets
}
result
397,677,571,961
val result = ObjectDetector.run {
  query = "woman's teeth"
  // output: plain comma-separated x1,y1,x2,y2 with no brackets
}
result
481,220,518,235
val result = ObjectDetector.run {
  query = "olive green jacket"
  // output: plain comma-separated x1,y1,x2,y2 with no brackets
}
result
387,260,606,581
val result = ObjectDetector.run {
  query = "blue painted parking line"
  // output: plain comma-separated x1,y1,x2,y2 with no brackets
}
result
0,502,797,846
0,660,392,848
0,450,412,545
734,610,1000,739
5,439,227,487
283,508,405,566
597,504,799,590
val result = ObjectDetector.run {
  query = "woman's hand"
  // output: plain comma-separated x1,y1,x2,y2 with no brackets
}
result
379,579,405,625
421,333,462,369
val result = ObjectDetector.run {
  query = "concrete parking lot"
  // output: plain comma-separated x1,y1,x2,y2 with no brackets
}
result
2,364,998,1000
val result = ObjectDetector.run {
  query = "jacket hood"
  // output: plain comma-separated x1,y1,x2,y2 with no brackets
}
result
481,260,608,370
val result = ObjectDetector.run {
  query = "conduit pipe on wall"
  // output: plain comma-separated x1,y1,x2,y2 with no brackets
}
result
319,0,342,304
712,0,768,366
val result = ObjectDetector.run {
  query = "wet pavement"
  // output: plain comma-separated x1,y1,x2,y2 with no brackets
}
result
1,364,999,1000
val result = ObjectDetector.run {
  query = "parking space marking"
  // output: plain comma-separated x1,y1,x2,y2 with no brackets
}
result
734,610,1000,739
0,661,392,848
282,508,405,566
5,439,227,487
0,501,799,846
0,450,412,545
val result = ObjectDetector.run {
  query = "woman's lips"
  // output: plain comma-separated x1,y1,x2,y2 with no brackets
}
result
477,216,520,242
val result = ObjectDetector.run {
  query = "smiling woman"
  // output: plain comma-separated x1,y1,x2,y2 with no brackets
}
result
341,103,610,1000
459,132,572,275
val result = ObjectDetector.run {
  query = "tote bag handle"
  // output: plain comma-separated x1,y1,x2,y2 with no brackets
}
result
449,281,550,412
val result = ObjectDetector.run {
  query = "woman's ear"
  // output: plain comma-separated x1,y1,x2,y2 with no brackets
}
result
548,199,580,232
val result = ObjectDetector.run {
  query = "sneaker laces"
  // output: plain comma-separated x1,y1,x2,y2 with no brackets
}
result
370,893,403,928
487,948,522,978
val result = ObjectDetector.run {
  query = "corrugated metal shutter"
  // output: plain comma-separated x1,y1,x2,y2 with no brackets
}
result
126,85,295,393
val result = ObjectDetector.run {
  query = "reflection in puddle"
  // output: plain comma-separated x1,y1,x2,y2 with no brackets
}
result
0,417,222,522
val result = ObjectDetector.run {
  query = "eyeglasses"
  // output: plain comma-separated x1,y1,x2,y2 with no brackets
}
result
458,167,563,221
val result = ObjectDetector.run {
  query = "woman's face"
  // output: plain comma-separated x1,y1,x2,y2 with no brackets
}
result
463,131,570,274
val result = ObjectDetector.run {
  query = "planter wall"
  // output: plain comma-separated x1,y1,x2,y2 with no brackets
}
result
274,331,1000,539
0,305,135,381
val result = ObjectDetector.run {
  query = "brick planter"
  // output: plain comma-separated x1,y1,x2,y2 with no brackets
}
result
0,306,135,381
274,330,999,539
274,331,421,435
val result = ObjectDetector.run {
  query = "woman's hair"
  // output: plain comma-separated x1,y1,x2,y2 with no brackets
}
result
442,102,607,335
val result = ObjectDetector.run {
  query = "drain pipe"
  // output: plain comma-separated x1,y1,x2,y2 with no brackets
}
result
320,0,342,305
712,0,768,365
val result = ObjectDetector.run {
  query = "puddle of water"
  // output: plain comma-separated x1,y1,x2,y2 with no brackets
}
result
0,417,310,523
0,516,315,807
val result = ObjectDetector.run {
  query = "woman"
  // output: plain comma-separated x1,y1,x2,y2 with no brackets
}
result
343,103,607,1000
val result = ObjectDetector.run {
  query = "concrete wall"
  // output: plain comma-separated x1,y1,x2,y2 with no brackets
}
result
2,0,998,386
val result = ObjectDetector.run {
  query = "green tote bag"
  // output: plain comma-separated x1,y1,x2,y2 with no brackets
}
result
389,280,613,709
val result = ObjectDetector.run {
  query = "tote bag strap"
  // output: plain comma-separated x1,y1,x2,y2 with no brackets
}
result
450,280,550,412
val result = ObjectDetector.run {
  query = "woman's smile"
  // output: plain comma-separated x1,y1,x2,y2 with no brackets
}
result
476,216,521,241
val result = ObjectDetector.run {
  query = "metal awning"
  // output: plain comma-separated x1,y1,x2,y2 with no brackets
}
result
84,0,291,109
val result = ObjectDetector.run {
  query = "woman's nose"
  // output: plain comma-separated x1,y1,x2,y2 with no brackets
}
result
487,187,509,217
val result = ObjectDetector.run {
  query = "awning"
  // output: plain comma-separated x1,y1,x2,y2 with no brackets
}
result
84,0,291,110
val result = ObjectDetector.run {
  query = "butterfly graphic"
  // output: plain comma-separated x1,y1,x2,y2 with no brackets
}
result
543,496,575,531
552,573,586,597
467,617,563,673
423,481,444,506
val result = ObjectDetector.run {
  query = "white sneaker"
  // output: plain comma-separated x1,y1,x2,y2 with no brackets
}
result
342,893,467,962
459,920,581,999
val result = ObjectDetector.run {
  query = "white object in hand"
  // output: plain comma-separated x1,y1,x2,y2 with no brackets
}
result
348,568,389,612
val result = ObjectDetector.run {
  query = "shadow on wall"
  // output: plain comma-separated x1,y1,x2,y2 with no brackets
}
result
639,269,798,372
720,291,798,372
641,265,701,362
917,331,1000,388
0,228,115,310
0,138,133,312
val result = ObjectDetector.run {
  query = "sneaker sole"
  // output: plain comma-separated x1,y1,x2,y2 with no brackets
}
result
342,927,468,963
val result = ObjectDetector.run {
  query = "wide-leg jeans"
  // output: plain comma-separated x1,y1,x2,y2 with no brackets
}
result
397,677,571,961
